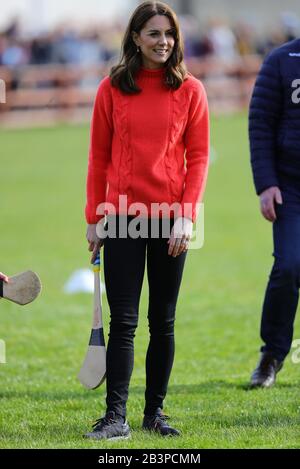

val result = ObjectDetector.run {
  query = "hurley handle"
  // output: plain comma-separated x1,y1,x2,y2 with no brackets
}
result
93,252,101,272
92,252,102,329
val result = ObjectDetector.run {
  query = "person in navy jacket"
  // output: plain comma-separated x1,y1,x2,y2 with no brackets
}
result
249,38,300,388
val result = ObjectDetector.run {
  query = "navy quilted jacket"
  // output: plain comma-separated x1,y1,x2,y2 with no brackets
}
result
249,38,300,194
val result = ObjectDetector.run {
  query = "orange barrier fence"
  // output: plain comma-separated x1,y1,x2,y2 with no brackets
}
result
0,56,262,128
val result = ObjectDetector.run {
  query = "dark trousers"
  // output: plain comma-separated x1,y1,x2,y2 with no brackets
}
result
261,180,300,362
103,216,187,417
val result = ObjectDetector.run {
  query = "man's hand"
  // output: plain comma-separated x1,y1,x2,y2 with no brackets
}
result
259,186,282,222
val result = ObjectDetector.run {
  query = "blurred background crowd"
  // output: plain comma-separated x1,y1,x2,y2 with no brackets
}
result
1,11,299,68
1,0,300,125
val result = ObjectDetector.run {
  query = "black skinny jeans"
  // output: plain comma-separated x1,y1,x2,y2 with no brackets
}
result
103,216,187,417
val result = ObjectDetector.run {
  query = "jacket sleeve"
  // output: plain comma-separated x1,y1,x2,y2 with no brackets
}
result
181,80,210,222
85,77,113,224
249,51,283,195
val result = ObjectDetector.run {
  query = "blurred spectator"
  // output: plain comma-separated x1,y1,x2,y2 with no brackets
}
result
3,17,20,39
0,34,7,65
1,38,28,67
207,18,238,60
178,14,213,58
234,22,256,56
256,29,287,57
51,28,81,64
78,31,104,65
30,33,53,64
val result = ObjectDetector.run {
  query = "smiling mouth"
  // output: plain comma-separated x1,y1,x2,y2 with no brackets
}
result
153,49,168,56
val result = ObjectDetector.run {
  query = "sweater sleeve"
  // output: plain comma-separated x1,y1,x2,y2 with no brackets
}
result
85,76,113,224
181,80,210,222
248,51,282,195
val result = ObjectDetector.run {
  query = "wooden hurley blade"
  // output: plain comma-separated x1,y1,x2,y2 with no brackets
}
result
78,328,106,389
78,252,106,389
0,271,42,305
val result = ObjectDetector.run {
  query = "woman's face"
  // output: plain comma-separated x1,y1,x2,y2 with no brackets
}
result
132,15,176,70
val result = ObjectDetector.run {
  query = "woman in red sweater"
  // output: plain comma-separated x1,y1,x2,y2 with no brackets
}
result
85,1,209,440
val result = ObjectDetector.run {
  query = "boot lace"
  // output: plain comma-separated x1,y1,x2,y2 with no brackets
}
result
92,414,117,431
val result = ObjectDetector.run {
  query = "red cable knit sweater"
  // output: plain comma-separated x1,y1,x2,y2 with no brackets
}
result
85,66,209,224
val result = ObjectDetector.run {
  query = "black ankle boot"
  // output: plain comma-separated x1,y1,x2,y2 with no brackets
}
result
250,351,283,388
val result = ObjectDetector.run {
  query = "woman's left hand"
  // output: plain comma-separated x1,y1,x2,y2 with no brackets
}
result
167,217,193,257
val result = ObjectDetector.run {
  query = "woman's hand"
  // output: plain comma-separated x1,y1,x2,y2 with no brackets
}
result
0,272,9,283
86,222,105,264
167,217,193,257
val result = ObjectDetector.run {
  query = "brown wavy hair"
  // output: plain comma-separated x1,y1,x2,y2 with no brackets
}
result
110,1,188,93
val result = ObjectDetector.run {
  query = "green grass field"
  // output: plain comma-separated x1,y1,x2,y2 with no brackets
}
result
0,114,299,449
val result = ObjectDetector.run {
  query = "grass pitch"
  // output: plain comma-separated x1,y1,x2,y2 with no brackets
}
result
0,115,299,448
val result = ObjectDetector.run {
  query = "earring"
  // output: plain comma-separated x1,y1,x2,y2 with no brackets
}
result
136,46,140,53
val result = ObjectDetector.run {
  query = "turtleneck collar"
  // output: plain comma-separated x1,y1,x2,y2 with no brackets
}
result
138,66,166,79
